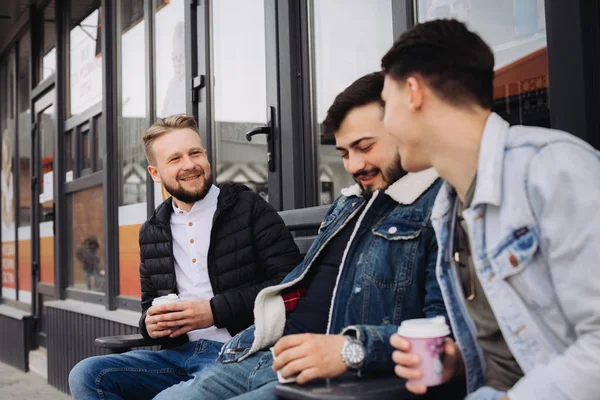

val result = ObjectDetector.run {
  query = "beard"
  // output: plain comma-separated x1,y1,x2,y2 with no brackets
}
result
354,153,406,199
163,170,214,204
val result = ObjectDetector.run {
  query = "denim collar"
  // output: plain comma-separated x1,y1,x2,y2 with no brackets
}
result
340,168,439,205
432,112,510,221
472,112,510,208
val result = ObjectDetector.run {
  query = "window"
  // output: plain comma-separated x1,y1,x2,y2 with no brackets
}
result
17,33,32,303
311,0,394,205
117,0,146,298
70,1,102,116
68,186,104,292
42,0,57,80
212,0,269,201
416,0,550,127
1,52,16,301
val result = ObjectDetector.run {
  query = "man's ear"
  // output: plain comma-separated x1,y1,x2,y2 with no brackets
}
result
406,76,424,113
147,165,161,184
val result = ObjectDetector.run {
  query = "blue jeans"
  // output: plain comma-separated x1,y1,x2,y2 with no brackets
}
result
174,350,279,400
69,339,222,400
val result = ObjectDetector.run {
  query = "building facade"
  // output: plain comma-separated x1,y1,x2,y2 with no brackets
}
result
0,0,598,394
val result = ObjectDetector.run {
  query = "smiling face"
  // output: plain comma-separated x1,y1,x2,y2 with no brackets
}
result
335,102,406,198
147,127,213,207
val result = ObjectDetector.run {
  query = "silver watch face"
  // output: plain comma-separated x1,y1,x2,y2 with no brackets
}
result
343,339,365,367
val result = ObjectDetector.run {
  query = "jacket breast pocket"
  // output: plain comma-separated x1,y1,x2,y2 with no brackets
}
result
490,227,556,311
363,221,422,288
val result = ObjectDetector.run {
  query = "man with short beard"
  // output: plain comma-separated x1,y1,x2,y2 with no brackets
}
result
173,72,452,400
69,115,302,399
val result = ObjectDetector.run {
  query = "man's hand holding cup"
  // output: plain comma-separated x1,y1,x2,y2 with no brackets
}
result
145,294,181,339
391,316,464,394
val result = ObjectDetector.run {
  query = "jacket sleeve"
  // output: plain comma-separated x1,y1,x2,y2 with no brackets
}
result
508,143,600,400
210,194,302,329
138,256,156,339
341,222,448,376
422,223,448,321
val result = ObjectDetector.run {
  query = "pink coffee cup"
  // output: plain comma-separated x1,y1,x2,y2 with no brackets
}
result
397,316,450,387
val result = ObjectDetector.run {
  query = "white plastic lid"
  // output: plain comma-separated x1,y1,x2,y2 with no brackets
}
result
152,293,180,305
397,316,450,338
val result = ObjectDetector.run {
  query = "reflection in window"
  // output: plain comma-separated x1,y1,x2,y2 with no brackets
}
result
70,4,103,116
118,0,147,299
69,186,104,292
0,52,16,300
118,0,147,207
39,105,56,286
155,0,186,118
212,0,269,202
17,32,32,303
42,0,57,80
312,0,393,205
416,0,550,127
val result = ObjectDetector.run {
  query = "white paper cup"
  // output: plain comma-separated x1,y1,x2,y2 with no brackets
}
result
270,347,298,384
397,316,450,387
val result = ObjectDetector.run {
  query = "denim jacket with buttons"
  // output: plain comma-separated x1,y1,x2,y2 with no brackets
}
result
433,113,600,400
217,169,447,376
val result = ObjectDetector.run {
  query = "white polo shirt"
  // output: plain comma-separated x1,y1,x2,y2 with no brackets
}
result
171,184,232,343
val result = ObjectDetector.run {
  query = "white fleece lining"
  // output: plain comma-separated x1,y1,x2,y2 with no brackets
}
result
340,168,439,206
241,202,368,361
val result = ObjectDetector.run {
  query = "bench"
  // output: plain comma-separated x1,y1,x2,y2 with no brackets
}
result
95,205,329,353
94,205,465,399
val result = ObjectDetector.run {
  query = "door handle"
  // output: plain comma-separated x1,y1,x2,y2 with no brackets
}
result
245,126,271,141
244,106,276,172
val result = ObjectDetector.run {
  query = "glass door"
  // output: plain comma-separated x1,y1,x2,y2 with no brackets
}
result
190,0,283,209
31,89,55,347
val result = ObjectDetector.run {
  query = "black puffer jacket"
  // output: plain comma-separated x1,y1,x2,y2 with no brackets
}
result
138,183,301,341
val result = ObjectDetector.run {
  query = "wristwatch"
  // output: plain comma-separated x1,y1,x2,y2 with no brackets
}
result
340,336,366,371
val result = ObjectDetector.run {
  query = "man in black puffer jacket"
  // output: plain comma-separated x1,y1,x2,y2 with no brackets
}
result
69,115,301,400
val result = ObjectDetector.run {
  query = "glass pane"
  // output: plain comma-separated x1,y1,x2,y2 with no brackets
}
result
39,105,55,285
70,2,103,116
42,0,57,80
153,0,187,208
416,0,550,127
95,116,104,171
118,0,146,298
65,129,74,182
69,186,104,292
212,0,269,202
1,52,16,300
312,0,394,205
82,129,91,172
17,33,32,303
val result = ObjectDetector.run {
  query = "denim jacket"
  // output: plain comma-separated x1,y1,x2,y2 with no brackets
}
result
218,169,447,376
433,113,600,400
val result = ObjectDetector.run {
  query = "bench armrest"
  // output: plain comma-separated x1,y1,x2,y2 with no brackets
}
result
95,334,173,353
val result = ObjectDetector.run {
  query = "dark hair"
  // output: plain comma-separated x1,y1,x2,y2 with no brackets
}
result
381,19,494,109
321,71,385,137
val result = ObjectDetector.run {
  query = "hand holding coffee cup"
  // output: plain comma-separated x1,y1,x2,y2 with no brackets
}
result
145,294,181,338
391,317,463,394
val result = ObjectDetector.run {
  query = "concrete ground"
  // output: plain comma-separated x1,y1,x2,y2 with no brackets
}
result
0,361,70,400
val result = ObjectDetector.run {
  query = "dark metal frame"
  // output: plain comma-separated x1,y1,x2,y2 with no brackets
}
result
392,0,415,39
545,0,600,149
101,0,120,310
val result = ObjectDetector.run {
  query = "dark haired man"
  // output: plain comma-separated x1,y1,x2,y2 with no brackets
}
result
383,19,600,400
170,71,448,400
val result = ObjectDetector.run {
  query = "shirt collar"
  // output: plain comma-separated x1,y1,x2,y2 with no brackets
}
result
172,184,220,217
